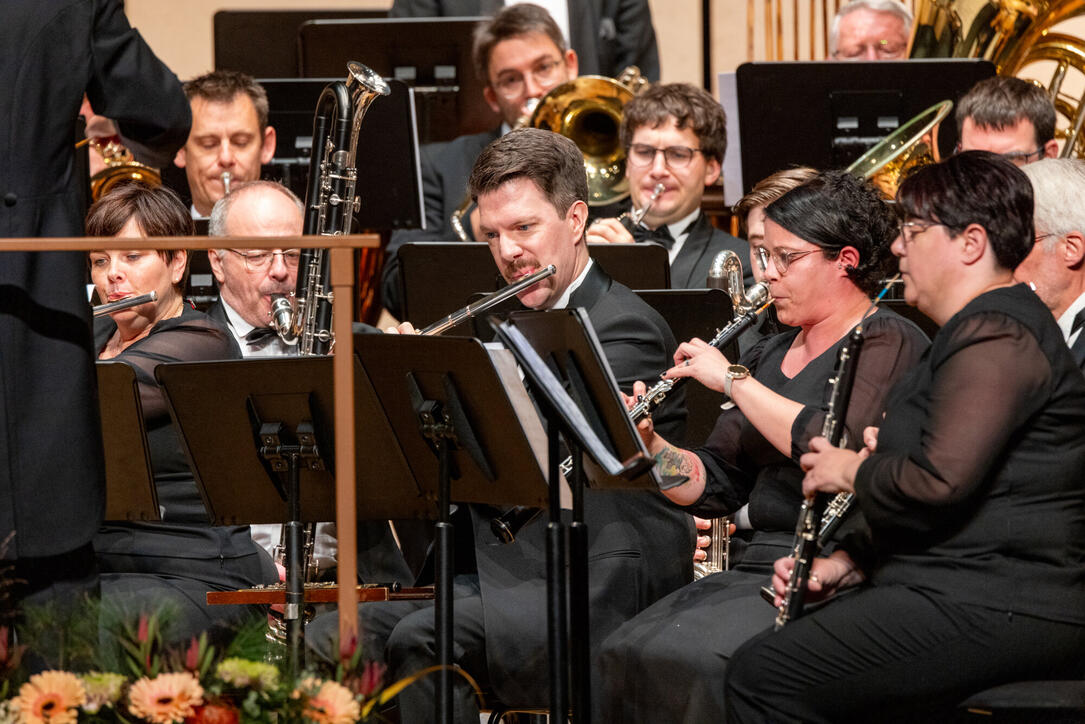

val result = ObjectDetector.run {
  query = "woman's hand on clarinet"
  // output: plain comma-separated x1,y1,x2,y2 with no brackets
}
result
663,338,731,394
799,436,866,497
621,380,656,449
770,550,861,606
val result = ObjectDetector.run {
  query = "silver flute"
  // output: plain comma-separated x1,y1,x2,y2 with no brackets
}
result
92,291,157,317
420,265,556,336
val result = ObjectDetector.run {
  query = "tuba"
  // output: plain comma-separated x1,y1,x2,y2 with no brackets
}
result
910,0,1085,157
270,62,390,355
449,66,649,241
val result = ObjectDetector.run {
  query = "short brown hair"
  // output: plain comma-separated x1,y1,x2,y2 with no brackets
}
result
85,184,192,284
472,3,566,83
619,83,728,163
469,128,587,221
184,70,270,131
732,167,818,234
955,76,1055,147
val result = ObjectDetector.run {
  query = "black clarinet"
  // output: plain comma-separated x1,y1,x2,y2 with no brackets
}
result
773,322,867,629
771,275,897,627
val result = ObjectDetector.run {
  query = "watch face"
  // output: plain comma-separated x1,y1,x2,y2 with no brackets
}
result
728,364,748,378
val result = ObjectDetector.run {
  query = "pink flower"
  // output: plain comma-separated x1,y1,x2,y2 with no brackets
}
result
128,672,204,724
357,660,385,699
138,614,149,643
13,670,86,724
184,637,199,671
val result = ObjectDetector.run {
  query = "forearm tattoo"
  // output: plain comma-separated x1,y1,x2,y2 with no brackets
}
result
653,445,704,487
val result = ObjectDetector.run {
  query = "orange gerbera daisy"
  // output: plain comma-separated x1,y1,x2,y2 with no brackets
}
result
299,678,360,724
13,670,86,724
128,672,204,724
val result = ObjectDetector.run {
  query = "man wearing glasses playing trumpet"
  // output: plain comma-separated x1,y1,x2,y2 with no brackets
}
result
587,82,752,289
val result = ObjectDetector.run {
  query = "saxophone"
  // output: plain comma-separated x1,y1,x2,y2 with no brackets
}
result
270,61,390,355
692,250,771,579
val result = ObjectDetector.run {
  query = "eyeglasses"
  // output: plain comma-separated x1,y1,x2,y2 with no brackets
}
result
628,144,704,169
227,248,301,271
493,57,565,99
899,220,946,244
954,143,1046,167
832,40,907,61
754,246,821,274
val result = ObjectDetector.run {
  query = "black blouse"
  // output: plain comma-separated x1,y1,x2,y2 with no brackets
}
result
853,284,1085,624
93,306,255,560
690,308,930,534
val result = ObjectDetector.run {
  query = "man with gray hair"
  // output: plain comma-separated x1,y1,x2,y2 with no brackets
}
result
957,76,1059,165
829,0,913,60
1015,158,1085,368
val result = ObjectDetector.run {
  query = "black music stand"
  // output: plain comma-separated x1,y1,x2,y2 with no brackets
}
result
493,309,674,724
397,242,671,334
155,356,435,677
635,289,736,445
96,362,159,521
297,18,499,143
259,77,423,231
735,59,995,193
353,333,551,723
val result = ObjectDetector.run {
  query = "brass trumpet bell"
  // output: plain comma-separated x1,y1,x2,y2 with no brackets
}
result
529,69,646,206
846,100,953,198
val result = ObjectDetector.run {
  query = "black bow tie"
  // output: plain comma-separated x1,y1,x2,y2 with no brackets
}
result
245,326,277,344
631,223,676,250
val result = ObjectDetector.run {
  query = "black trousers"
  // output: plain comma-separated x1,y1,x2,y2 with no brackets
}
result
725,584,1085,723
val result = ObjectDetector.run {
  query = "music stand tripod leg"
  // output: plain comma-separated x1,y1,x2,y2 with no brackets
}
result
546,418,570,723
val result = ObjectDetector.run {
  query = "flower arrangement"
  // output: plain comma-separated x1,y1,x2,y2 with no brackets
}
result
0,612,411,724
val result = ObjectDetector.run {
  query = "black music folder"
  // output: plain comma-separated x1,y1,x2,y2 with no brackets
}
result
96,361,159,521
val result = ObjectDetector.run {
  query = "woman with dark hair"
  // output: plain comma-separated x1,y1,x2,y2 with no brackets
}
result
597,170,929,723
88,183,275,643
725,152,1085,722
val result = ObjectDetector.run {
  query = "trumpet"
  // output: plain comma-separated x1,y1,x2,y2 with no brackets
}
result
92,291,157,317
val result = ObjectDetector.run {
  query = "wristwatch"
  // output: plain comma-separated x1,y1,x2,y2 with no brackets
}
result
723,364,749,399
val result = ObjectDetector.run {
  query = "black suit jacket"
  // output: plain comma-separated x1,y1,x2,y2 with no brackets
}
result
389,0,660,80
671,214,754,290
0,0,190,559
471,262,694,707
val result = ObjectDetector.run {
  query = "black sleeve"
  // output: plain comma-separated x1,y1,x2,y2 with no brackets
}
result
791,314,929,459
602,0,660,80
85,0,191,165
853,314,1050,537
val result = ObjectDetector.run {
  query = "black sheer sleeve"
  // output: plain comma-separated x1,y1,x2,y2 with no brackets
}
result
791,312,929,459
98,310,241,423
853,313,1050,537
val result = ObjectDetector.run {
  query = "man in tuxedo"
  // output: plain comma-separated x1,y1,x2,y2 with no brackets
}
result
957,76,1059,165
364,127,694,722
0,0,189,641
380,3,579,318
587,82,752,288
1016,159,1085,369
390,0,659,80
175,71,277,220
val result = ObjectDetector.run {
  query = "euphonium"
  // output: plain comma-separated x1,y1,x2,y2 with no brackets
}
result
82,135,162,201
270,61,390,354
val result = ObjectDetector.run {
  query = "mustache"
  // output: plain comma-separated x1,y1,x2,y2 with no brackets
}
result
504,259,541,278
